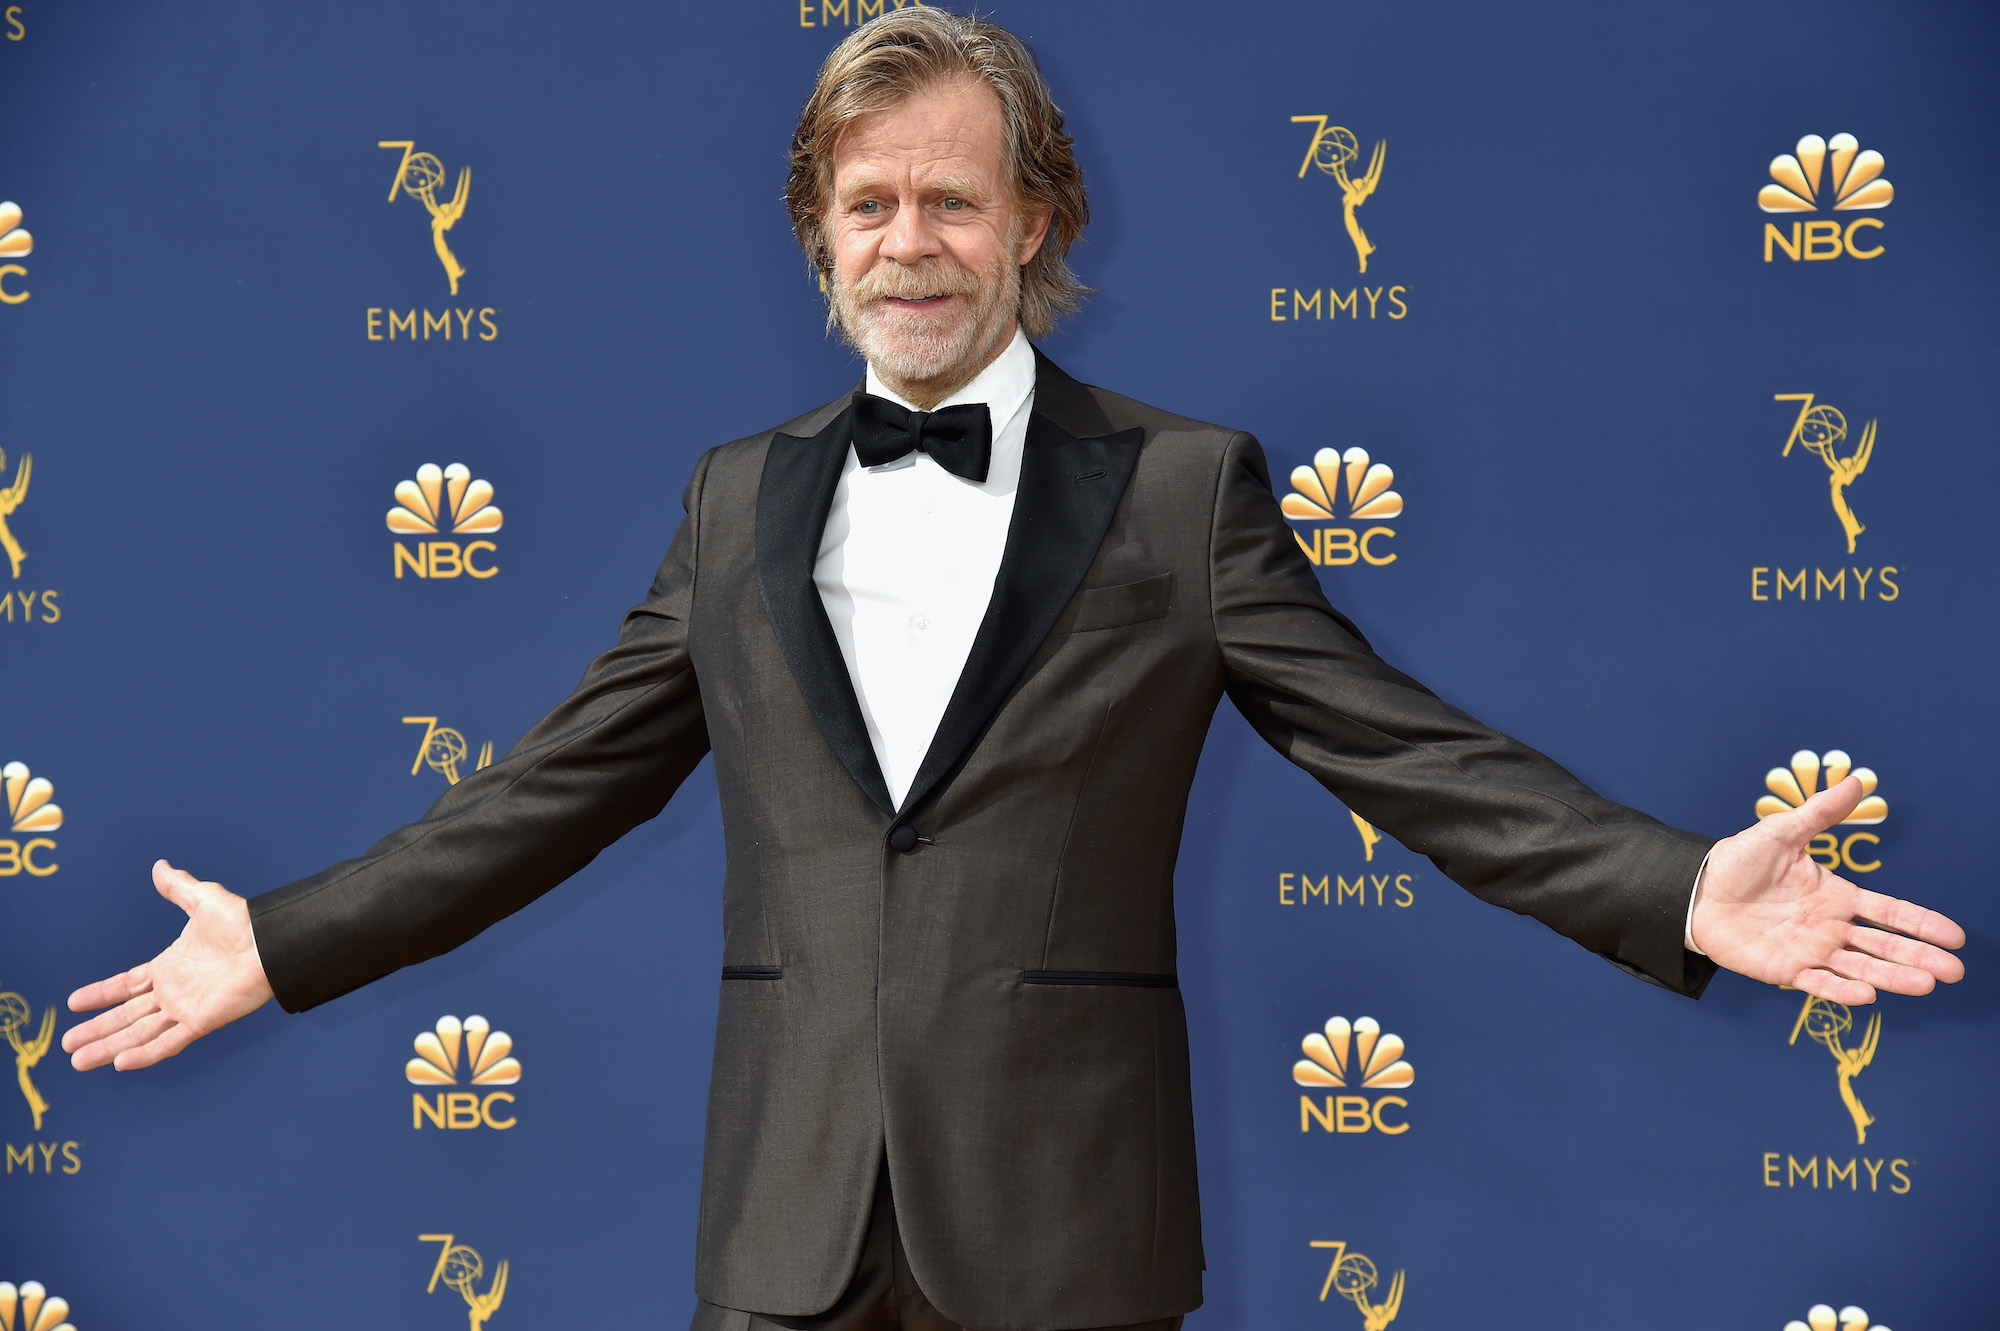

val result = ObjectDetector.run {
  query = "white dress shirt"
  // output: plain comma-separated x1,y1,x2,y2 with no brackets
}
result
816,324,1707,951
816,325,1036,809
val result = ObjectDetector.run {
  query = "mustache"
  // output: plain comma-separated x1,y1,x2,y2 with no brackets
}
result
849,258,982,304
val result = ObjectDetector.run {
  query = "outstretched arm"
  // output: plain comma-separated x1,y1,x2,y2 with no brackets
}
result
1690,776,1962,1002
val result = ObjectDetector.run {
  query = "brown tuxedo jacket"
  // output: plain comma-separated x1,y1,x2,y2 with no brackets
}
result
250,352,1715,1330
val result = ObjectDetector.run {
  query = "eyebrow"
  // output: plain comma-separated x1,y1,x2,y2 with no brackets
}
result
836,174,994,207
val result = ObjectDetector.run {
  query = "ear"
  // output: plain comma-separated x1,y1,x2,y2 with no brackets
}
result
1016,202,1055,266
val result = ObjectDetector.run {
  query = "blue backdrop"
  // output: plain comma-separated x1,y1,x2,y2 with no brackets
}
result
3,3,1995,1329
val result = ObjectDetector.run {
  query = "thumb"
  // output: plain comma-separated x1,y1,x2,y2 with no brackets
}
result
152,858,208,916
1782,775,1865,843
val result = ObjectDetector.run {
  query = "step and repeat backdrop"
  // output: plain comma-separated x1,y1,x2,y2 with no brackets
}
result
3,2,1995,1328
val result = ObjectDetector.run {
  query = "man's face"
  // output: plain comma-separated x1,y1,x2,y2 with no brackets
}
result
826,79,1051,402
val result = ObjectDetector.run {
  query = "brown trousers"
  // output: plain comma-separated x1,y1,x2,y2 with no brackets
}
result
690,1164,1186,1331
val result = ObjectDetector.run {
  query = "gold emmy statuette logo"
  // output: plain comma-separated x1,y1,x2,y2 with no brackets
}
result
1293,118,1385,274
0,1283,75,1331
380,142,470,295
1310,1241,1403,1331
388,463,502,580
0,448,30,578
0,201,29,305
1349,811,1383,862
419,1235,507,1331
1755,749,1885,874
1280,447,1402,568
1294,1016,1412,1135
1774,394,1875,555
404,717,494,786
1760,134,1891,262
408,1015,520,1130
1789,994,1881,1145
1785,1304,1891,1331
0,990,53,1130
1,762,60,878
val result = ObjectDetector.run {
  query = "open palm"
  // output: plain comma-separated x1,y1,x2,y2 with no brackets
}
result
1691,776,1964,1003
62,860,273,1071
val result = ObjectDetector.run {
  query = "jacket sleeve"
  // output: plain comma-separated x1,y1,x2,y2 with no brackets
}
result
248,451,716,1012
1209,431,1717,997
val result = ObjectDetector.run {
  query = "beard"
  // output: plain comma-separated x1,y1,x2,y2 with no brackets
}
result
829,245,1021,397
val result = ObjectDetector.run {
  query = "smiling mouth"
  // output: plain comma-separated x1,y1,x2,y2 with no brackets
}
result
882,294,956,308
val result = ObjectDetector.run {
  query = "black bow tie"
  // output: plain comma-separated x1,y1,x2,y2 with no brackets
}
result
850,392,993,483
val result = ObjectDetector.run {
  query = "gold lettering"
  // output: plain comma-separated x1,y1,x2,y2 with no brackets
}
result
1303,873,1330,905
423,309,452,340
1890,1159,1911,1193
393,543,426,579
1776,568,1807,600
1279,872,1296,905
0,264,29,304
21,838,56,876
1336,874,1363,905
858,0,885,17
4,1142,32,1173
1841,832,1880,873
60,1141,80,1174
1293,288,1322,320
1827,1157,1858,1190
1330,288,1359,318
1359,527,1396,565
1293,527,1321,564
1763,1151,1781,1186
1802,219,1843,260
426,542,463,578
1815,568,1845,600
5,7,23,40
1394,873,1414,906
1764,222,1802,262
1334,1095,1372,1133
1851,567,1873,598
1371,1095,1408,1134
1271,287,1287,321
463,540,498,578
1363,286,1382,317
1788,1154,1818,1188
1301,1094,1336,1132
389,309,418,339
822,0,849,24
1877,567,1899,601
413,1093,447,1129
1807,833,1840,869
1863,1157,1884,1190
37,1141,55,1172
1844,217,1884,259
1751,567,1770,600
481,1091,517,1129
445,1091,482,1129
479,308,499,340
1386,285,1407,318
1321,528,1359,566
0,841,18,875
366,307,384,340
456,308,474,338
38,590,58,623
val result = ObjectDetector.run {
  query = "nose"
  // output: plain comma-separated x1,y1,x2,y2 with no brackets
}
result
879,194,943,265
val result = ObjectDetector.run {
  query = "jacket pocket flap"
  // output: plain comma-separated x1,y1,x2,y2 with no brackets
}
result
1070,572,1173,633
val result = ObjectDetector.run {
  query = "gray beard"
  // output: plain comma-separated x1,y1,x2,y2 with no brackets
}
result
832,260,1021,394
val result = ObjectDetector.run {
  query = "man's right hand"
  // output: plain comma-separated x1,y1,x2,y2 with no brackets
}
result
63,860,274,1071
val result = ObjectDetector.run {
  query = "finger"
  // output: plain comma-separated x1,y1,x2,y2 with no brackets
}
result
1824,947,1937,997
1851,888,1967,950
91,1009,178,1064
61,989,161,1060
1790,966,1875,1007
66,967,153,1016
113,1021,197,1071
1780,776,1866,842
153,859,208,915
1844,924,1967,983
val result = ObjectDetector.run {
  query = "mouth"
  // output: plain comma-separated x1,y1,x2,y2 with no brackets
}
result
880,293,959,312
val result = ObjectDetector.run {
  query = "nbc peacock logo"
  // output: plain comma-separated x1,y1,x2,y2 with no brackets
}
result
388,463,502,580
2,762,60,878
1755,749,1885,874
0,1283,75,1331
1785,1306,1892,1331
1759,134,1892,262
407,1015,520,1131
0,201,30,305
1279,447,1402,568
1294,1015,1412,1135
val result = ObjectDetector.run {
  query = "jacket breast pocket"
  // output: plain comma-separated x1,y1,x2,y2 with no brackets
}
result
1069,572,1173,633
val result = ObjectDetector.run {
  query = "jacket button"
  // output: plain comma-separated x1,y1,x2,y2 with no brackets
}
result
888,825,919,853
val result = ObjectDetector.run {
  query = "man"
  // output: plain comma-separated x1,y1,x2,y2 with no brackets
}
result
64,11,1962,1331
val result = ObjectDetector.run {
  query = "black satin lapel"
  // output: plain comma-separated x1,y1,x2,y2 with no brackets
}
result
899,410,1145,816
756,406,895,815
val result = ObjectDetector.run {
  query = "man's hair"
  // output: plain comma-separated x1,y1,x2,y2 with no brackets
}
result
786,7,1090,341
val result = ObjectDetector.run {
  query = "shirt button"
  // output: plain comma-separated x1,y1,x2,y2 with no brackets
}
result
913,613,931,631
925,499,938,515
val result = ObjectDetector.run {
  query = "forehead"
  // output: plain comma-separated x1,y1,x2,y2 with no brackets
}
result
832,78,1007,185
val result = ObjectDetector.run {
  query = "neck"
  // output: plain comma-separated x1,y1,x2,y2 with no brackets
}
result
875,321,1018,410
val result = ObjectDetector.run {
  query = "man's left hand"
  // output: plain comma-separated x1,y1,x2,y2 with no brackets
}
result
1690,775,1965,1003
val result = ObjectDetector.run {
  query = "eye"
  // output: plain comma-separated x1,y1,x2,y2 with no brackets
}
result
856,200,881,215
942,197,965,212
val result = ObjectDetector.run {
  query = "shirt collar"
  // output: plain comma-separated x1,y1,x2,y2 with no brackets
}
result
865,325,1035,425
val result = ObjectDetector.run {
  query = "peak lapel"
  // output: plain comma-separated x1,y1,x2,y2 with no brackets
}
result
756,404,896,816
899,356,1143,817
